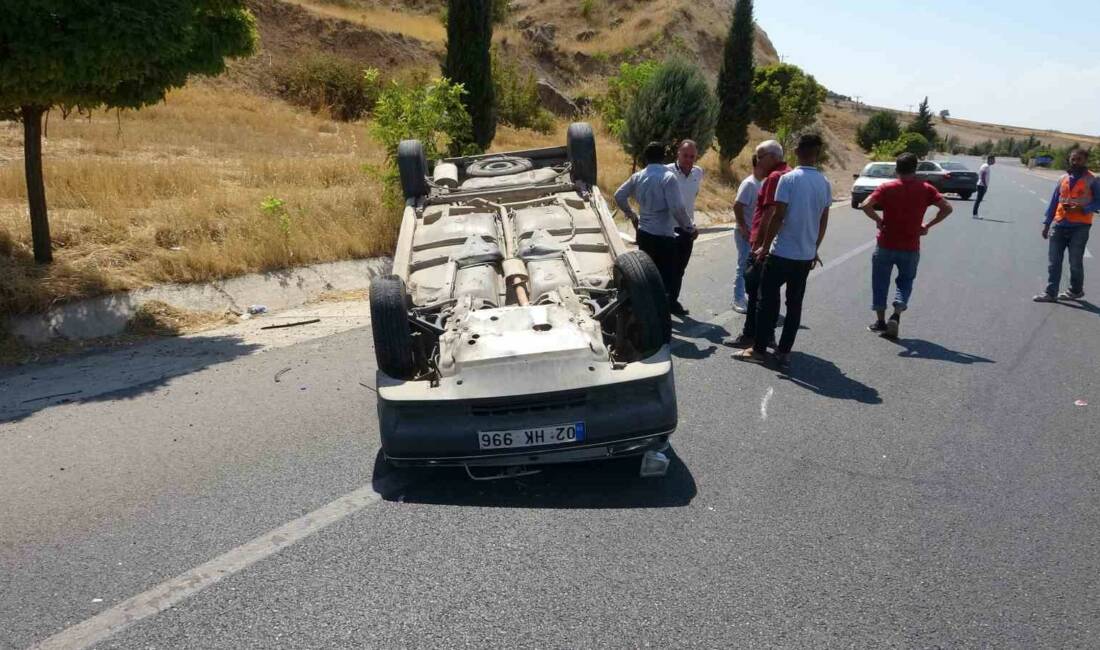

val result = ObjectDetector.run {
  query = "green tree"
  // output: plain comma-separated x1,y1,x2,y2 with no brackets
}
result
856,111,901,152
621,58,719,165
714,0,755,165
906,96,938,144
443,0,496,152
0,0,257,264
596,60,659,138
751,63,826,145
871,132,930,161
1090,147,1100,170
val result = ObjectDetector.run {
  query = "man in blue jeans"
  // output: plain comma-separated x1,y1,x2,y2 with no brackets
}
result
861,153,953,339
1033,148,1100,302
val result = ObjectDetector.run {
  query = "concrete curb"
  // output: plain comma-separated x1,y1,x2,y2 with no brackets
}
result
8,257,391,344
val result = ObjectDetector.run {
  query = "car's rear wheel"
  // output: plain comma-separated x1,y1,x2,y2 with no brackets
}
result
370,275,419,379
567,122,597,188
851,196,862,209
613,250,670,360
959,191,972,200
397,140,429,201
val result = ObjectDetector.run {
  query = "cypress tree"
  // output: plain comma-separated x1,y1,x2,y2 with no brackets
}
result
443,0,496,152
715,0,755,166
906,96,938,144
622,58,719,166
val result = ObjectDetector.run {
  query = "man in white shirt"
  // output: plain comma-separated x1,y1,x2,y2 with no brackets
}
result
974,155,994,218
732,152,767,312
614,142,696,315
666,140,704,316
734,133,831,368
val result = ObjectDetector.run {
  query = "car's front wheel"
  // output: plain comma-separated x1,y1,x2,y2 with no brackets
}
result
369,275,419,380
959,191,972,200
613,251,670,360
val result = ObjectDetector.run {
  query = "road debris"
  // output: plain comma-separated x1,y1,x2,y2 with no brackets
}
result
1075,399,1088,407
21,390,82,404
274,367,292,383
260,319,321,330
247,305,269,315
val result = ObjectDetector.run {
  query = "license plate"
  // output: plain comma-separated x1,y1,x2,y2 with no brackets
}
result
478,422,586,450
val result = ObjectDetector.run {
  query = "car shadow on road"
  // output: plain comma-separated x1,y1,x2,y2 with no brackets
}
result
885,338,995,364
371,448,697,509
777,352,882,404
0,335,263,424
976,217,1014,223
670,315,729,360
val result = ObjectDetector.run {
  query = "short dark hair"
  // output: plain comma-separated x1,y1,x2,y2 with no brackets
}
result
643,142,665,165
795,133,824,153
1070,148,1089,159
896,152,918,175
987,155,996,162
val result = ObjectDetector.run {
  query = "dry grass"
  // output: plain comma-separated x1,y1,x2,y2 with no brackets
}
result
282,0,445,42
0,84,396,315
126,300,239,336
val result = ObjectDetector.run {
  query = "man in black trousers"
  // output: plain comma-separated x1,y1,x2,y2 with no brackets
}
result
614,142,697,315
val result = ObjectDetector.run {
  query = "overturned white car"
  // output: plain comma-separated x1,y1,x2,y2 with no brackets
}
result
370,124,677,478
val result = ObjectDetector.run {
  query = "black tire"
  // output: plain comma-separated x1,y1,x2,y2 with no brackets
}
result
397,140,429,200
614,250,670,359
370,275,418,379
851,196,861,209
959,191,972,200
567,122,597,187
466,156,534,177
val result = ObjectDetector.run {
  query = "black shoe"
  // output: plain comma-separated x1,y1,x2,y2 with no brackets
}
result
670,301,689,317
727,334,754,349
764,338,778,350
868,321,888,334
883,315,900,340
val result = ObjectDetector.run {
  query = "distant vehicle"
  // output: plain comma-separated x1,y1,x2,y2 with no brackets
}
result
916,160,978,199
370,123,677,479
1033,155,1054,167
850,162,897,209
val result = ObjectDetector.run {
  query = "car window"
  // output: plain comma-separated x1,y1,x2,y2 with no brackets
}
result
861,164,896,178
939,162,969,170
917,162,937,171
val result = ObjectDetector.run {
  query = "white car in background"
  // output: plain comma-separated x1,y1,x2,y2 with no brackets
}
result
849,162,897,209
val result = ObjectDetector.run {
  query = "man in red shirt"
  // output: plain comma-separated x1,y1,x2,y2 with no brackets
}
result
860,153,953,339
729,140,790,348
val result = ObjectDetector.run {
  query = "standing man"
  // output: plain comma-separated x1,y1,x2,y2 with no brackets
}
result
729,140,788,349
861,152,954,339
973,155,995,218
732,154,766,313
615,142,697,315
734,134,831,368
1033,148,1100,302
668,140,704,316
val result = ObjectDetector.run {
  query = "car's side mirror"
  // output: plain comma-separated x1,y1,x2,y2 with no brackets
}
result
852,173,859,179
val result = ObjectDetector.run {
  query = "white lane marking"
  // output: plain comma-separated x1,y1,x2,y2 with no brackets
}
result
816,240,877,274
760,386,774,420
31,482,393,650
1038,198,1048,205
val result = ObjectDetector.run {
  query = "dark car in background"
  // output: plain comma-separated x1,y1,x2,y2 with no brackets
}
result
916,160,978,199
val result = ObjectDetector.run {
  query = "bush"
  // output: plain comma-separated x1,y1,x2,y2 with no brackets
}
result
621,58,719,164
274,53,382,121
492,48,555,134
580,0,600,21
870,132,930,161
856,111,901,152
1090,147,1100,170
596,60,659,138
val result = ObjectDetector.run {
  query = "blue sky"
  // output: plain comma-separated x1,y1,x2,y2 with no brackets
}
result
754,1,1100,137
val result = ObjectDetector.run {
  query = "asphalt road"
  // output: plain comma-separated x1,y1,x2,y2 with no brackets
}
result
2,158,1097,649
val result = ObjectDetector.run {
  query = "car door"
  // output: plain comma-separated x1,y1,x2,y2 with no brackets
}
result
916,161,943,188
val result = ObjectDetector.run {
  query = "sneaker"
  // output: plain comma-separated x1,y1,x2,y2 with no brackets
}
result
1058,289,1085,300
884,315,900,340
1032,293,1058,303
868,321,888,334
732,300,748,314
727,334,755,348
670,301,690,317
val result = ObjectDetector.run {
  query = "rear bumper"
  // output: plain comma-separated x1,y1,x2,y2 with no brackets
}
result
941,180,977,193
376,361,677,466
